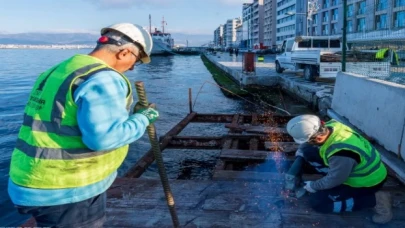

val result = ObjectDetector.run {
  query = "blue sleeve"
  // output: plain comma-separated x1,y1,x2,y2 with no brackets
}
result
73,70,149,151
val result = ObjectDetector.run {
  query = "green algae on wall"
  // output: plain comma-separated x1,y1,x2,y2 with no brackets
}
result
201,54,249,97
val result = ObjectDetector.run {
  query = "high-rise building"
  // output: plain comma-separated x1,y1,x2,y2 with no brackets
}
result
214,25,224,47
346,0,405,42
252,0,265,48
264,0,277,48
224,18,242,48
276,0,298,46
310,0,342,36
310,0,405,41
242,3,254,48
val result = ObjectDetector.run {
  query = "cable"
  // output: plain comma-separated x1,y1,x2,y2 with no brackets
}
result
192,80,291,116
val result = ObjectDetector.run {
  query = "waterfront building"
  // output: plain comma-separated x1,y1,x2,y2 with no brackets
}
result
310,0,342,36
251,0,265,49
236,23,243,48
264,0,277,48
224,18,242,49
345,0,405,42
276,0,298,46
242,3,254,48
214,25,224,47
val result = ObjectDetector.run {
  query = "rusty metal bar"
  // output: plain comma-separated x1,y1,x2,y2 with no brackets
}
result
214,139,232,171
125,112,197,178
191,113,295,124
189,88,193,114
134,81,179,227
166,136,223,149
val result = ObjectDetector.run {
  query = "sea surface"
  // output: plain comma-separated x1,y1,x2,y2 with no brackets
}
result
0,49,251,226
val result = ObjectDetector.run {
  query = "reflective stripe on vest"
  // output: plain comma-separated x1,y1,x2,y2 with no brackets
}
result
325,143,382,177
376,48,388,60
10,55,133,189
320,120,386,187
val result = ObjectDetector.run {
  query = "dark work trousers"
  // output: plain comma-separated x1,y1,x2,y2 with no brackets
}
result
308,182,384,213
16,192,106,228
298,143,385,213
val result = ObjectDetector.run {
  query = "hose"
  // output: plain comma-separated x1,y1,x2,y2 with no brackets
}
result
134,81,180,227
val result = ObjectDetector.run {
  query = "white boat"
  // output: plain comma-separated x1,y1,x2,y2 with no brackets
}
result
149,15,174,56
151,28,174,55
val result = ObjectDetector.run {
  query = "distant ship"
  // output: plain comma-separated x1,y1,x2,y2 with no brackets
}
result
149,15,174,56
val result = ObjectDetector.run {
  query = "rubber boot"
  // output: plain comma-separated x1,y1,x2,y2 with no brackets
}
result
372,191,393,224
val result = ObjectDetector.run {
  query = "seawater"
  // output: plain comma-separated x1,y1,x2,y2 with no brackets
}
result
0,49,251,226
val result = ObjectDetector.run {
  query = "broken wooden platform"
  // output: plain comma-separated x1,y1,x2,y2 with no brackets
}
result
105,177,405,227
20,112,405,227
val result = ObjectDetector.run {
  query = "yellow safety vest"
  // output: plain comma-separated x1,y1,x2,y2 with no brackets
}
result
9,54,133,189
319,120,387,187
376,48,399,65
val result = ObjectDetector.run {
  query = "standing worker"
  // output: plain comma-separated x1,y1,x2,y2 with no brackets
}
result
8,23,159,227
286,115,392,224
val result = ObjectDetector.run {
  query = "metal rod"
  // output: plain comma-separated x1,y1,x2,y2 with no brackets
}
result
342,0,347,72
188,88,193,113
134,81,180,228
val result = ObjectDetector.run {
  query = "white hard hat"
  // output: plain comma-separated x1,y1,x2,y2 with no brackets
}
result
286,115,321,144
101,23,153,64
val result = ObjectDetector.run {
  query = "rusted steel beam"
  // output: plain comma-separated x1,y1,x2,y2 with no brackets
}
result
251,113,258,126
214,139,232,171
220,149,294,162
124,112,197,178
192,114,235,123
249,138,259,150
166,136,223,149
191,113,295,124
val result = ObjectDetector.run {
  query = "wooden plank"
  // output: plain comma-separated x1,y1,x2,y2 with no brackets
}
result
105,208,282,227
281,212,405,228
224,124,289,134
249,138,259,150
264,142,299,153
220,149,294,162
214,139,232,171
251,113,259,126
165,136,222,149
124,112,197,178
212,170,322,182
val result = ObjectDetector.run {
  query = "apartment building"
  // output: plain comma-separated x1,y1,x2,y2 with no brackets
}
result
276,0,298,46
346,0,405,41
263,0,277,48
213,25,224,47
309,0,405,41
236,23,243,47
242,3,254,48
309,0,342,36
251,0,265,48
223,18,242,48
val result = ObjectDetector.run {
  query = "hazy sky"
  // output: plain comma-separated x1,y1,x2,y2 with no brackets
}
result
0,0,251,35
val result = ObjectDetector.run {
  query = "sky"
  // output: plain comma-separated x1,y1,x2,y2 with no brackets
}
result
0,0,251,35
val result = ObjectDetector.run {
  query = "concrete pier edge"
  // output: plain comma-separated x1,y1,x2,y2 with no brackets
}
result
202,52,405,184
202,52,334,117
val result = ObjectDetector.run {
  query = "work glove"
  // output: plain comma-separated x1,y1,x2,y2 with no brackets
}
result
133,102,156,113
134,102,159,124
303,181,317,193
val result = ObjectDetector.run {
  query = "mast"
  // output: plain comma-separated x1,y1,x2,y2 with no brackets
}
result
149,14,152,34
162,16,166,33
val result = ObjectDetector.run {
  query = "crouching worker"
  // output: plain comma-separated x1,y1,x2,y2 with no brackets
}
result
8,23,158,227
286,115,392,224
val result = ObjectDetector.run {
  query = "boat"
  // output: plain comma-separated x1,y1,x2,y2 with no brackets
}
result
171,47,201,55
149,15,174,56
